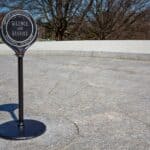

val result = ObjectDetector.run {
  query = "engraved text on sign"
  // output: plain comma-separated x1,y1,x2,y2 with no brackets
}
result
7,15,32,42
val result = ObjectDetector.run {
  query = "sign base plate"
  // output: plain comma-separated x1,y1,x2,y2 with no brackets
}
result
0,119,46,140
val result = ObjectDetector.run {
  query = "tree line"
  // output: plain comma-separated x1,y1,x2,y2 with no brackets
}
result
0,0,150,40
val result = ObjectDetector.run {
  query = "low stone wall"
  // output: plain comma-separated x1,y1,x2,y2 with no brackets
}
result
0,40,150,60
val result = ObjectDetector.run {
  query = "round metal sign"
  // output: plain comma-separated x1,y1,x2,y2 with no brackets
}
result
1,10,37,55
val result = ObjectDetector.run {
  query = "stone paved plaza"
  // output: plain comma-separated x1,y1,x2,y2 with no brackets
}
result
0,55,150,150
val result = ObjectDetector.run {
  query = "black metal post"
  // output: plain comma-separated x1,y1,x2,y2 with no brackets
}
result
0,10,46,140
0,54,46,140
18,56,24,128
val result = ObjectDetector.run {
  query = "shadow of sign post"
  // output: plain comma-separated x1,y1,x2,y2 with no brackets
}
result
0,104,18,121
0,10,46,140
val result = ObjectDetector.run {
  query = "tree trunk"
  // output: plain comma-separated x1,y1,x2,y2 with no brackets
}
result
56,31,63,40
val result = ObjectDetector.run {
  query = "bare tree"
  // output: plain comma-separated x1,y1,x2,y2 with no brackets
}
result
1,0,149,40
25,0,94,40
86,0,150,40
0,0,94,40
126,7,150,40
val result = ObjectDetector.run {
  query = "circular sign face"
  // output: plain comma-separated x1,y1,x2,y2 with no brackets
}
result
1,10,37,55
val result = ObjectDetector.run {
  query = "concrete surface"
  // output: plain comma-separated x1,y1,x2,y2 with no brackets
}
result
0,54,150,150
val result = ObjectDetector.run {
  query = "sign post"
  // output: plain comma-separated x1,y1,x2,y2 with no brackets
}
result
0,10,46,140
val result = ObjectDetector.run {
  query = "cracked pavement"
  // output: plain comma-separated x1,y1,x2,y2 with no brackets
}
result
0,55,150,150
